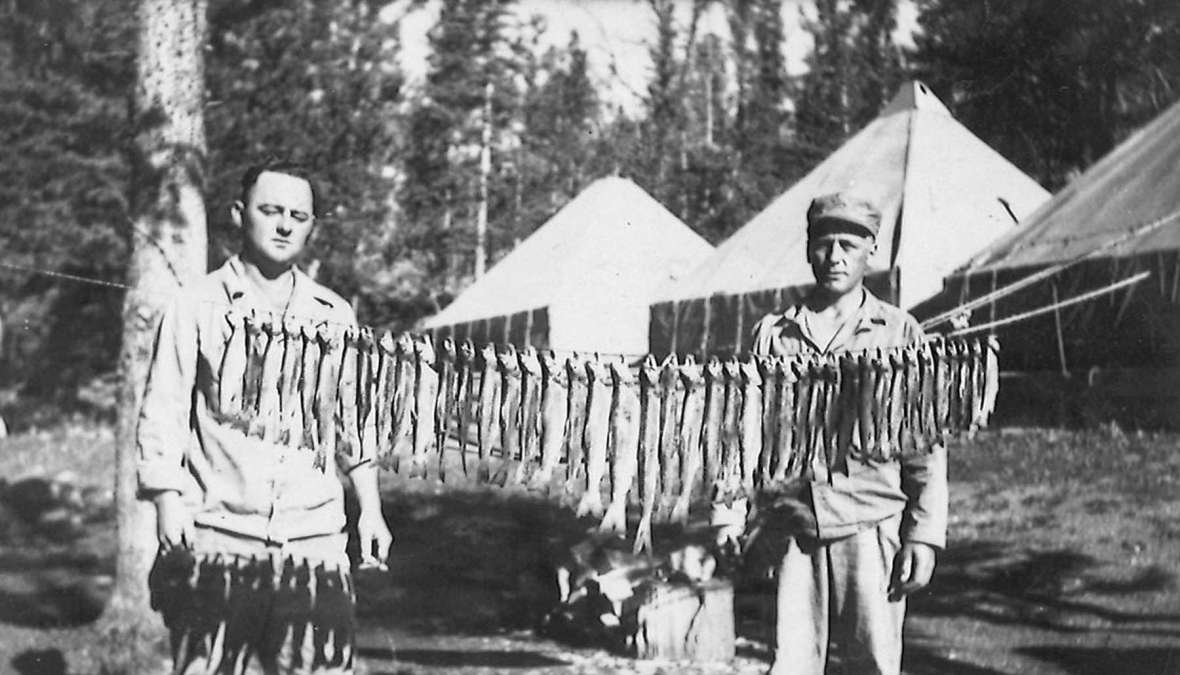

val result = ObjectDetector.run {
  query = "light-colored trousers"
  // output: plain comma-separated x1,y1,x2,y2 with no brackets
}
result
770,513,905,675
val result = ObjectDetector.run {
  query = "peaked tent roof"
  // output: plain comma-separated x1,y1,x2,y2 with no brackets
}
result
422,176,713,350
660,81,1051,309
959,95,1180,274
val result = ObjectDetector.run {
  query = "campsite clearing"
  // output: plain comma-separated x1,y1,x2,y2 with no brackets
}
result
1,424,1179,674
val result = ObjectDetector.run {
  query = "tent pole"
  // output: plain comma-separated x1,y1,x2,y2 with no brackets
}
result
734,295,745,357
1172,253,1180,303
670,302,680,358
700,298,712,360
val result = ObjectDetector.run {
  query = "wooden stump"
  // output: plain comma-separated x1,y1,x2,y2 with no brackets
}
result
633,579,735,662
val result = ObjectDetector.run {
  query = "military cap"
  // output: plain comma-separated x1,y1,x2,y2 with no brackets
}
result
806,192,881,238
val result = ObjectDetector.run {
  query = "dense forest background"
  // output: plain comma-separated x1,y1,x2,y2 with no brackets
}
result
1,0,1179,426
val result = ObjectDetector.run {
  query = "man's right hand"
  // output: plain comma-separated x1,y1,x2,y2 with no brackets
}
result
154,491,194,549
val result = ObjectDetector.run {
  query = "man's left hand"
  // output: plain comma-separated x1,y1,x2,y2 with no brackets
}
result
889,541,937,600
356,509,393,570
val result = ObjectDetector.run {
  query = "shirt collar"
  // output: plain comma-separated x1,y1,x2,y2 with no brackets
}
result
773,287,891,351
219,255,338,313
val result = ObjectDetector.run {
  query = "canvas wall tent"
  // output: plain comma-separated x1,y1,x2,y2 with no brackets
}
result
421,176,714,357
918,94,1180,427
649,81,1050,358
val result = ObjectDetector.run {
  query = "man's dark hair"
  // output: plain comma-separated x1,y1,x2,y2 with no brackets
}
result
239,159,320,215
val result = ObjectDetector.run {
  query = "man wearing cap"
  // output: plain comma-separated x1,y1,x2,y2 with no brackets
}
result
724,192,947,674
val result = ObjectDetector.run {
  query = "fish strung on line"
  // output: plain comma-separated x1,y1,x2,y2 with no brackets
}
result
334,326,363,463
670,357,705,525
515,346,544,486
250,314,285,440
981,336,1001,425
886,349,907,461
454,340,477,478
299,322,323,453
717,358,743,505
820,359,840,469
388,333,417,472
353,327,378,463
599,358,640,535
277,315,306,447
758,357,780,490
433,338,457,482
789,358,812,479
241,311,268,427
633,355,662,556
576,356,612,519
656,356,682,521
834,353,858,471
771,359,796,483
872,349,893,461
409,335,439,480
856,352,876,464
313,324,344,471
492,344,523,487
373,332,397,465
900,346,922,456
531,350,569,493
216,308,249,426
738,357,763,500
475,342,500,484
700,357,725,492
563,355,590,500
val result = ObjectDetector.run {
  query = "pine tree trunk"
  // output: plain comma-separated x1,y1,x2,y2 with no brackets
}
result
101,0,207,664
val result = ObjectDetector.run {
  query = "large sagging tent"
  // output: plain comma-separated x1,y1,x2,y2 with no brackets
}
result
919,95,1180,425
422,176,713,356
649,81,1050,358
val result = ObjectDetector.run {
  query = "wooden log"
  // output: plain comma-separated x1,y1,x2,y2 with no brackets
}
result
633,579,734,662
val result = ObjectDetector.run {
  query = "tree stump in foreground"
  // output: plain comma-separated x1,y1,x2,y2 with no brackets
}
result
633,578,734,662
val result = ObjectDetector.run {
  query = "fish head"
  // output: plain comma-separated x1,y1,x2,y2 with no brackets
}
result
440,337,456,361
520,345,542,375
608,357,633,384
378,330,396,354
639,354,659,386
459,339,475,362
415,334,436,362
705,356,723,381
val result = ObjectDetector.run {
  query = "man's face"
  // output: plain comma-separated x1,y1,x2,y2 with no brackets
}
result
807,227,876,296
232,171,315,270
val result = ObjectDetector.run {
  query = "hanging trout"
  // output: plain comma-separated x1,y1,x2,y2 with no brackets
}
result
334,327,363,463
563,355,590,498
790,358,813,478
373,332,397,464
530,350,569,493
738,357,763,499
670,357,705,525
241,311,268,428
717,358,743,505
493,344,523,487
576,356,611,519
277,315,306,447
299,322,323,452
932,340,951,441
599,358,640,535
454,340,476,477
700,357,725,492
388,334,417,472
313,324,344,471
656,356,682,520
856,352,876,463
981,335,1001,426
475,343,500,484
834,353,859,472
772,358,797,482
434,338,457,482
884,350,906,462
872,349,893,461
515,346,544,486
353,326,377,464
216,308,249,426
758,357,780,489
409,336,439,479
633,356,662,555
250,315,285,440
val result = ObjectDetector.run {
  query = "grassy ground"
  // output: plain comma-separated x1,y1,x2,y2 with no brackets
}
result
1,424,1179,674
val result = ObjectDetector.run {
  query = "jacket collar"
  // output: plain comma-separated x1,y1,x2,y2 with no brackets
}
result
774,287,892,351
219,255,337,312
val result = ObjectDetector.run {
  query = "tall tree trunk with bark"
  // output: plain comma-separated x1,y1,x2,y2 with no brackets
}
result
101,0,207,667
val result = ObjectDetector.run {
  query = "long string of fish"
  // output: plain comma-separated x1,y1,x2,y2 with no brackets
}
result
211,309,1000,554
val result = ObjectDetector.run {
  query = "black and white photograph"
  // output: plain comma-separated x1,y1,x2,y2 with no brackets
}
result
1,1,1178,673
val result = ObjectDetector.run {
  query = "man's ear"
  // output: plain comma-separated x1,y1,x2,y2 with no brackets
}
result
230,200,245,229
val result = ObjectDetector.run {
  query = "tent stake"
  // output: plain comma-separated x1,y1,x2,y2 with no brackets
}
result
1052,283,1069,376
